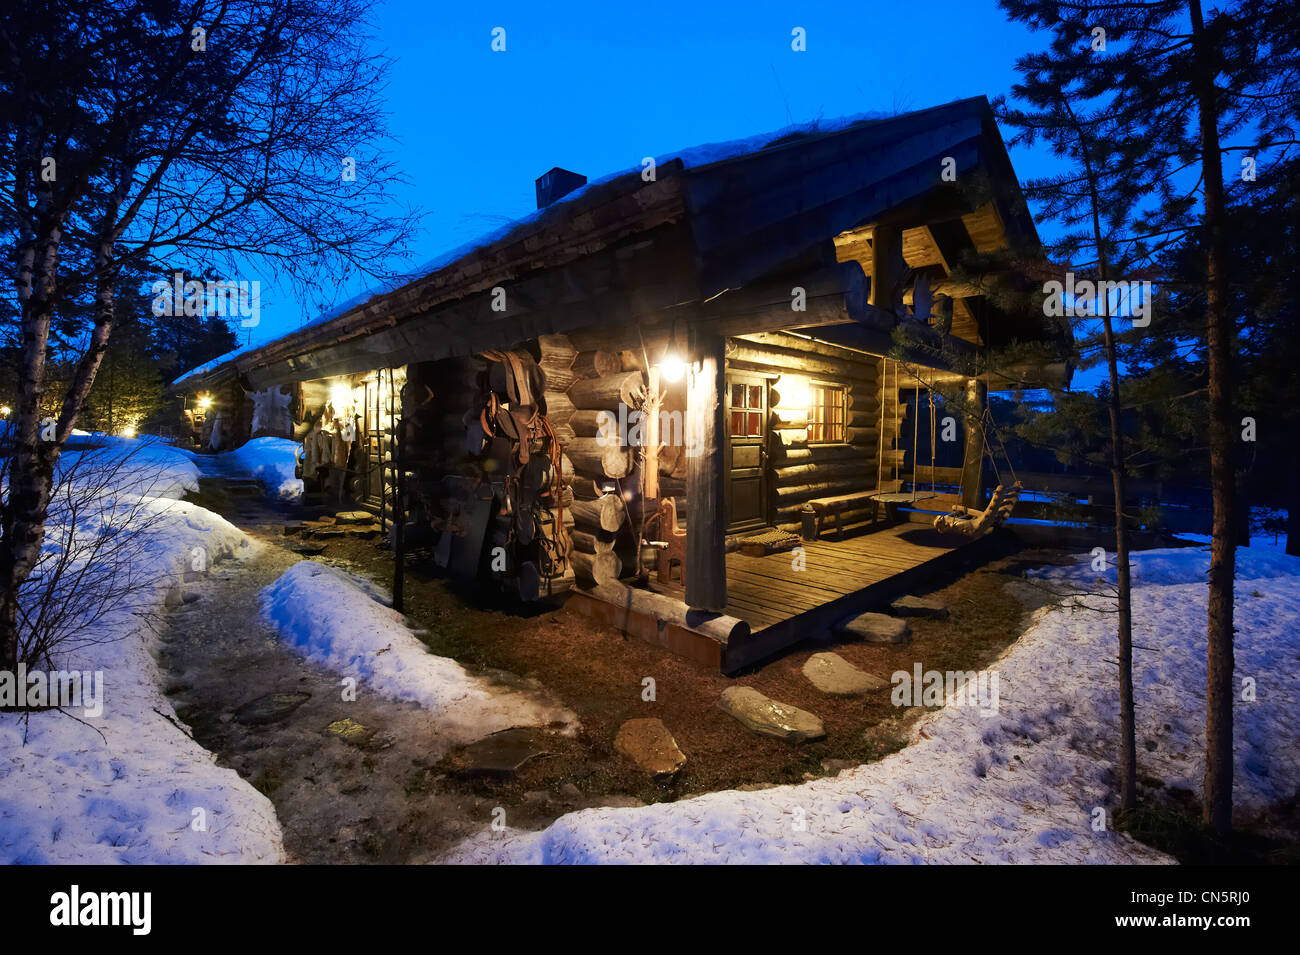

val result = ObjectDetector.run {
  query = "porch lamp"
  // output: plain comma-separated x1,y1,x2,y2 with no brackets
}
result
658,324,686,383
196,394,212,411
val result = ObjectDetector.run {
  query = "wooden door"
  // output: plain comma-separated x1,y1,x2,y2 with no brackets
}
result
358,378,384,505
725,373,768,530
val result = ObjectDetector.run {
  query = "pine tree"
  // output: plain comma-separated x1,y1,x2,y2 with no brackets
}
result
998,0,1300,832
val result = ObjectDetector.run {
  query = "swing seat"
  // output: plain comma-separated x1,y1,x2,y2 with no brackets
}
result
933,482,1022,537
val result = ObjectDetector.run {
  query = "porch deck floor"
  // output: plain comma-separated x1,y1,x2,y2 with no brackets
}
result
653,521,969,632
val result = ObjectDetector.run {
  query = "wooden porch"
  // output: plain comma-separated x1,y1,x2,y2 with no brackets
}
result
638,517,999,673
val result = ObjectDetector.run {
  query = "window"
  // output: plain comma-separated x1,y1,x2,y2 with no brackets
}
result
807,383,846,443
729,382,764,437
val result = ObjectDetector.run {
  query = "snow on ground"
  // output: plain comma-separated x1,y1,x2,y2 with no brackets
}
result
442,545,1300,865
0,439,285,864
260,561,577,743
214,436,303,501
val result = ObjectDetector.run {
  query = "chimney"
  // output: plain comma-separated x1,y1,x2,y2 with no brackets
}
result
535,167,587,209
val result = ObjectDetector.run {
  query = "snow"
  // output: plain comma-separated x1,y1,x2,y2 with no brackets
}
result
260,561,577,743
442,544,1300,865
0,438,285,864
215,436,303,501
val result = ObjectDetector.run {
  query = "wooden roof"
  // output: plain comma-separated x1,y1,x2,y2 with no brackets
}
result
174,97,1054,392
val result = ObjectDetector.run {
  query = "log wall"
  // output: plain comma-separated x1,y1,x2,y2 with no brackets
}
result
729,332,884,525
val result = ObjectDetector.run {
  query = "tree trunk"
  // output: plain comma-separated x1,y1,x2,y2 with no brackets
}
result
1192,0,1236,833
1069,90,1138,813
1101,308,1137,813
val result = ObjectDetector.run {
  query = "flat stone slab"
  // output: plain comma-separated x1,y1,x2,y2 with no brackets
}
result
334,510,373,524
614,718,686,779
290,542,327,556
452,727,551,779
891,594,949,619
802,652,888,696
234,691,311,725
719,686,825,742
837,612,912,645
327,717,376,748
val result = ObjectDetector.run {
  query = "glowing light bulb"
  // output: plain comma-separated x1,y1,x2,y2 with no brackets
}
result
659,352,686,383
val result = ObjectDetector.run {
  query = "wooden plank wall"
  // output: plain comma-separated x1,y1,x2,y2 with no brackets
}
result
727,332,883,525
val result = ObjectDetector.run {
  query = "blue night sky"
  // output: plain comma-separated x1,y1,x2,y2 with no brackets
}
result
246,0,1061,346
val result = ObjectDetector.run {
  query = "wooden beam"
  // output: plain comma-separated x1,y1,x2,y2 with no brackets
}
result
961,378,988,509
686,334,727,611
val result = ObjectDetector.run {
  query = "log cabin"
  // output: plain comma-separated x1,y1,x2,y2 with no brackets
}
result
173,96,1069,673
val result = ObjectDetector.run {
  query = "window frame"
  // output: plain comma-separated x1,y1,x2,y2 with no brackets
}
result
806,380,848,445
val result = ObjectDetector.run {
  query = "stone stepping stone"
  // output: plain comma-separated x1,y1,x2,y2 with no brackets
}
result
327,717,377,748
234,691,311,725
719,686,826,742
836,612,911,644
334,510,373,525
344,525,382,539
614,718,686,780
451,727,551,780
801,652,888,696
290,542,327,556
891,594,949,619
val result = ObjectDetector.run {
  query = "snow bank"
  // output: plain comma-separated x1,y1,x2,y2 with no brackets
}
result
443,545,1300,865
217,437,303,501
261,561,576,743
0,439,285,864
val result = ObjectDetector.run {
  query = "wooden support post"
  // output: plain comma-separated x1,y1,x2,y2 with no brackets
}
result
643,367,661,500
961,377,987,511
686,335,727,611
868,223,901,309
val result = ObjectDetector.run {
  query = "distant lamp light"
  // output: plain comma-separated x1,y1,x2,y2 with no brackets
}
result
196,394,212,410
330,383,352,410
0,405,10,417
120,426,136,438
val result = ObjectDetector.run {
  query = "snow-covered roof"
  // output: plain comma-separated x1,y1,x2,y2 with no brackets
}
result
172,99,1003,390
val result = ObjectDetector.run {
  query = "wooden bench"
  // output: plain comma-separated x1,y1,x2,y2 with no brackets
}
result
800,491,897,540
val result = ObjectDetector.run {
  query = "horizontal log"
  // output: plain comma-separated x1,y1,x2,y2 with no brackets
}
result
773,459,868,484
564,436,632,478
570,408,617,438
568,370,642,410
736,332,884,369
571,550,622,586
725,341,876,379
773,478,873,504
569,528,617,554
584,581,750,646
569,493,626,532
572,350,622,378
771,409,808,430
